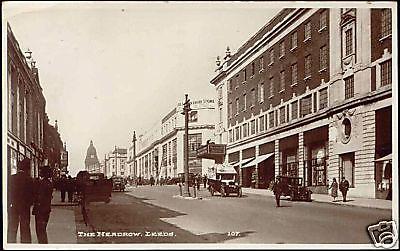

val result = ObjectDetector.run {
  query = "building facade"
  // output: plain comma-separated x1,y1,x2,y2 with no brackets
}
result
7,23,47,178
211,8,393,199
84,140,100,173
104,147,128,178
128,98,216,182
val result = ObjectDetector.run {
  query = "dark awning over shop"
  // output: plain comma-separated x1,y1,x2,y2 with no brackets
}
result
241,153,274,168
374,153,392,162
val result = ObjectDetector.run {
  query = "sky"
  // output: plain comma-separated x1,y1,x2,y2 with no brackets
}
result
4,2,283,176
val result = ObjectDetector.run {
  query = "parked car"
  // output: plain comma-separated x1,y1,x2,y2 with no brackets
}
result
276,175,312,201
112,176,126,192
207,164,242,197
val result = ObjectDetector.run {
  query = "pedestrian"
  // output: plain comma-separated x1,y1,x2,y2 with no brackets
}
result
339,177,350,202
59,174,67,202
150,176,155,186
7,158,35,243
196,175,201,190
32,166,53,244
328,178,338,202
272,178,282,207
66,175,74,203
203,175,207,188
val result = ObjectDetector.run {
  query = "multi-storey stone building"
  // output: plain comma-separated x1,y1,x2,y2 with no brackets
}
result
7,23,47,178
104,147,128,178
127,98,216,181
211,8,392,199
84,140,100,173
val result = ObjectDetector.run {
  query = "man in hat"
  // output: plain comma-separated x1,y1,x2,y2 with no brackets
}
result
33,165,53,244
7,158,34,243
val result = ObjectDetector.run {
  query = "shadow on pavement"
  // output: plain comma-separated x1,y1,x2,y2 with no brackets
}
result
75,193,253,243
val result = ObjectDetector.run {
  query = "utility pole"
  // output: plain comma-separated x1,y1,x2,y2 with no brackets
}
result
132,131,137,184
181,94,191,197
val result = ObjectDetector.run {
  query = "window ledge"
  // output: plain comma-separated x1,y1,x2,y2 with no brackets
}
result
291,82,298,87
303,37,311,43
318,26,327,33
250,105,255,109
279,89,285,93
250,75,254,79
259,68,264,73
269,95,274,99
379,34,392,42
290,46,297,52
259,100,264,104
304,76,311,81
242,81,247,85
319,68,327,73
268,62,274,67
279,55,285,60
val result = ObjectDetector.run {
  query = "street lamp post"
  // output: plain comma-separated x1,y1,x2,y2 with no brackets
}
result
132,131,137,186
181,94,191,197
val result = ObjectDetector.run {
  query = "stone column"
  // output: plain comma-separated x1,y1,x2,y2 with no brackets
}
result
239,150,243,186
255,145,260,188
298,132,304,183
274,139,280,178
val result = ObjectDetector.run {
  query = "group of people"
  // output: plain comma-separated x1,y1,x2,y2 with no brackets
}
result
57,175,75,203
271,176,350,207
7,158,53,244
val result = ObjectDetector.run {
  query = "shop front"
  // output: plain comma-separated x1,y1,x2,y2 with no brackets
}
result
279,134,299,177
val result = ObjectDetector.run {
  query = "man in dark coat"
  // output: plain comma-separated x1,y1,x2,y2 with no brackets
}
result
272,178,282,207
66,175,74,203
339,177,350,202
33,166,53,244
7,158,34,243
59,174,67,202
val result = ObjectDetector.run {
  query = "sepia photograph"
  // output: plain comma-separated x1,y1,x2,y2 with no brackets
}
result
2,1,398,249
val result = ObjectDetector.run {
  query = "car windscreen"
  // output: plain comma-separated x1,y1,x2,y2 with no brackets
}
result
220,174,235,180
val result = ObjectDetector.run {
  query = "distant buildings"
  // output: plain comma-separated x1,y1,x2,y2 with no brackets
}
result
211,8,392,199
104,147,128,178
127,98,216,181
85,140,100,173
6,23,66,178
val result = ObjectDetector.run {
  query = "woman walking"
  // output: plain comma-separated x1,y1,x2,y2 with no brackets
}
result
329,178,338,202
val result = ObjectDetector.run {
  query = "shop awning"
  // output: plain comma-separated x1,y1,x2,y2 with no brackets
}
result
241,153,274,168
231,158,254,169
374,153,392,162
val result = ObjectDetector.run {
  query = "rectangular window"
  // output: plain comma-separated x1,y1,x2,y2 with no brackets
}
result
259,115,265,132
235,127,240,140
235,98,239,115
269,111,275,128
344,76,354,99
270,49,274,64
305,55,312,78
319,88,328,110
228,79,232,92
250,120,256,135
381,60,392,86
280,71,285,91
305,21,311,40
301,95,312,117
320,45,328,70
219,106,223,122
279,41,285,58
260,56,264,71
269,77,274,97
251,62,255,76
243,94,247,111
243,68,247,82
258,83,264,103
229,102,233,118
229,130,233,143
250,89,255,107
236,75,239,88
345,29,353,56
291,32,298,49
279,106,286,124
381,9,392,38
242,123,248,138
319,10,327,30
291,63,298,85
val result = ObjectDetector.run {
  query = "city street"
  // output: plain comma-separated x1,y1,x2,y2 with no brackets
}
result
75,185,391,244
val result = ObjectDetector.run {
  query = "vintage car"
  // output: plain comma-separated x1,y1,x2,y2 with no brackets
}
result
276,175,312,201
207,164,242,197
112,176,126,192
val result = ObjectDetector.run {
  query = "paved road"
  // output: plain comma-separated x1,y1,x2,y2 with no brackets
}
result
75,185,391,244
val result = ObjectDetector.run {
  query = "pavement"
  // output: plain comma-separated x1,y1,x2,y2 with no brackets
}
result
241,187,392,210
14,189,77,244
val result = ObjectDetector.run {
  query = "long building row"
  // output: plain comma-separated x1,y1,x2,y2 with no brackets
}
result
211,8,393,199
